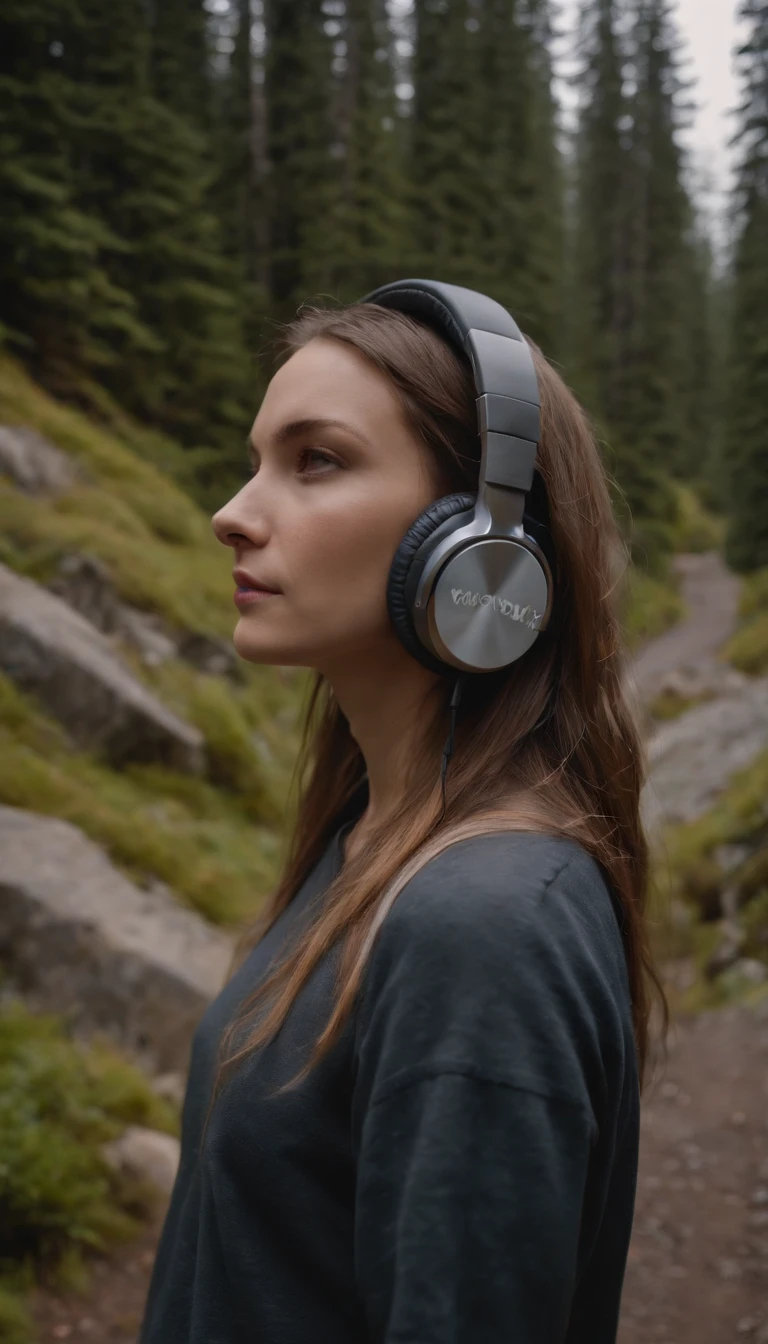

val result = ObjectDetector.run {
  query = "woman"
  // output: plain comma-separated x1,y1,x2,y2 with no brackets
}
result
139,279,666,1344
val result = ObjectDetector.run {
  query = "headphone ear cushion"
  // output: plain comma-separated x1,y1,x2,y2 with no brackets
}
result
387,492,476,674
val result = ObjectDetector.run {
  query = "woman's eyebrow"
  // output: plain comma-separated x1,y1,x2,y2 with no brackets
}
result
246,417,373,455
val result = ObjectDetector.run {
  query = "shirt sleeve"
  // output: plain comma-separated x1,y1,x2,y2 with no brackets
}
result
350,836,630,1343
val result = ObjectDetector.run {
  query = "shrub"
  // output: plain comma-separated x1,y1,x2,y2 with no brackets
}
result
723,568,768,676
670,484,725,554
0,1000,177,1290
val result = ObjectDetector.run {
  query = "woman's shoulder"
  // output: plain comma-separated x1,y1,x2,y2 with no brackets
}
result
389,830,615,938
375,830,630,1005
358,829,637,1117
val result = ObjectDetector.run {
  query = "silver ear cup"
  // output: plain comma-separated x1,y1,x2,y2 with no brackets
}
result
428,538,550,671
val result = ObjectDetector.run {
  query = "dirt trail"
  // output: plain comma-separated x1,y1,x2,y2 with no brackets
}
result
631,552,741,703
619,996,768,1342
29,552,768,1343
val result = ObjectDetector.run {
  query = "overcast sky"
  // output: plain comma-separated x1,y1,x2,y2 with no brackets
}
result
554,0,749,223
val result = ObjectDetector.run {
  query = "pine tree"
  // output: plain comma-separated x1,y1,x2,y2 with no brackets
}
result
0,0,159,389
569,0,699,571
262,0,338,309
724,0,768,572
147,0,212,127
410,0,488,286
408,0,563,347
483,0,564,353
320,0,413,300
0,0,253,496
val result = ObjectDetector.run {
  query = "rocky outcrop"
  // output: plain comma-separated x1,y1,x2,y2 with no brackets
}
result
642,676,768,832
48,551,243,678
0,806,234,1072
0,425,85,496
0,561,205,773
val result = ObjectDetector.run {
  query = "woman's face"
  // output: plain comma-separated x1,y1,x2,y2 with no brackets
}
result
211,337,445,673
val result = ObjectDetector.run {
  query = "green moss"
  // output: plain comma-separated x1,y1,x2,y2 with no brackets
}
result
651,748,768,1004
0,356,235,637
0,673,282,924
724,612,768,676
0,1000,177,1299
739,567,768,620
622,567,685,647
648,686,716,722
723,568,768,675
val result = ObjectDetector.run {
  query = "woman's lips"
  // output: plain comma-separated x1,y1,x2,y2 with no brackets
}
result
234,586,281,608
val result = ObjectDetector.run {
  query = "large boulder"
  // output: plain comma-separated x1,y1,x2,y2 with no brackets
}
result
0,561,205,773
0,806,235,1072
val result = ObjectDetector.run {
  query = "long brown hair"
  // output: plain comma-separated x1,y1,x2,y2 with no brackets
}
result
215,300,668,1108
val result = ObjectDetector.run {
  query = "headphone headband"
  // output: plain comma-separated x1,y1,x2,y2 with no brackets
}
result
357,278,553,677
360,278,541,498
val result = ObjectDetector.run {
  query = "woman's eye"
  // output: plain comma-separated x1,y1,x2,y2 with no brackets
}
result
244,448,338,481
298,448,338,474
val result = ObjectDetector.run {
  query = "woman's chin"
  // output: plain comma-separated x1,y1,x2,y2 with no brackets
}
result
232,623,293,666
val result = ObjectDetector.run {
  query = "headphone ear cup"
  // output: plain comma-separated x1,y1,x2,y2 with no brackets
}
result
387,492,476,674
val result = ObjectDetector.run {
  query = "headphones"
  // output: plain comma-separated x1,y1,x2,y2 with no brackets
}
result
360,278,554,678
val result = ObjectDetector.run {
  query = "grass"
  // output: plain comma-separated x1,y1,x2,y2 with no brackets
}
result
724,568,768,676
670,483,725,555
0,672,291,925
622,566,685,647
647,686,716,723
0,998,180,1340
0,359,230,635
650,747,768,1010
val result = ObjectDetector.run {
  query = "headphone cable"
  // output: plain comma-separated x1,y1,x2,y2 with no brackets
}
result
438,672,466,825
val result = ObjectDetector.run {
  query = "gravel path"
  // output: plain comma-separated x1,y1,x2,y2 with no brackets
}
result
619,996,768,1343
632,552,742,703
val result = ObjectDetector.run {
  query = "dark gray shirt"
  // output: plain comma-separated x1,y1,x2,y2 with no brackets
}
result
139,824,639,1343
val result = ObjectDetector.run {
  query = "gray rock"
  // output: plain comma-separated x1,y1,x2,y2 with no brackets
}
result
0,561,204,773
151,1071,187,1108
102,1125,181,1194
47,552,121,633
0,425,84,496
0,805,234,1071
643,676,768,834
47,552,236,675
118,605,178,667
178,629,242,680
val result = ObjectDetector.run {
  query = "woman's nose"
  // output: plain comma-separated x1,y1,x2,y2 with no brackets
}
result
211,485,265,550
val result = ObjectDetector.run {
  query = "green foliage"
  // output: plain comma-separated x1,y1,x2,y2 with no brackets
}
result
410,0,564,352
724,567,768,674
648,685,715,722
0,999,177,1292
723,3,768,572
670,484,725,553
656,747,768,925
0,1284,33,1344
0,356,240,635
0,0,252,488
621,566,685,646
651,746,768,1011
569,0,711,572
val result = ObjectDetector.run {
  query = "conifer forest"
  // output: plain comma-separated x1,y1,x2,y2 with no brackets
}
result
1,0,766,578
